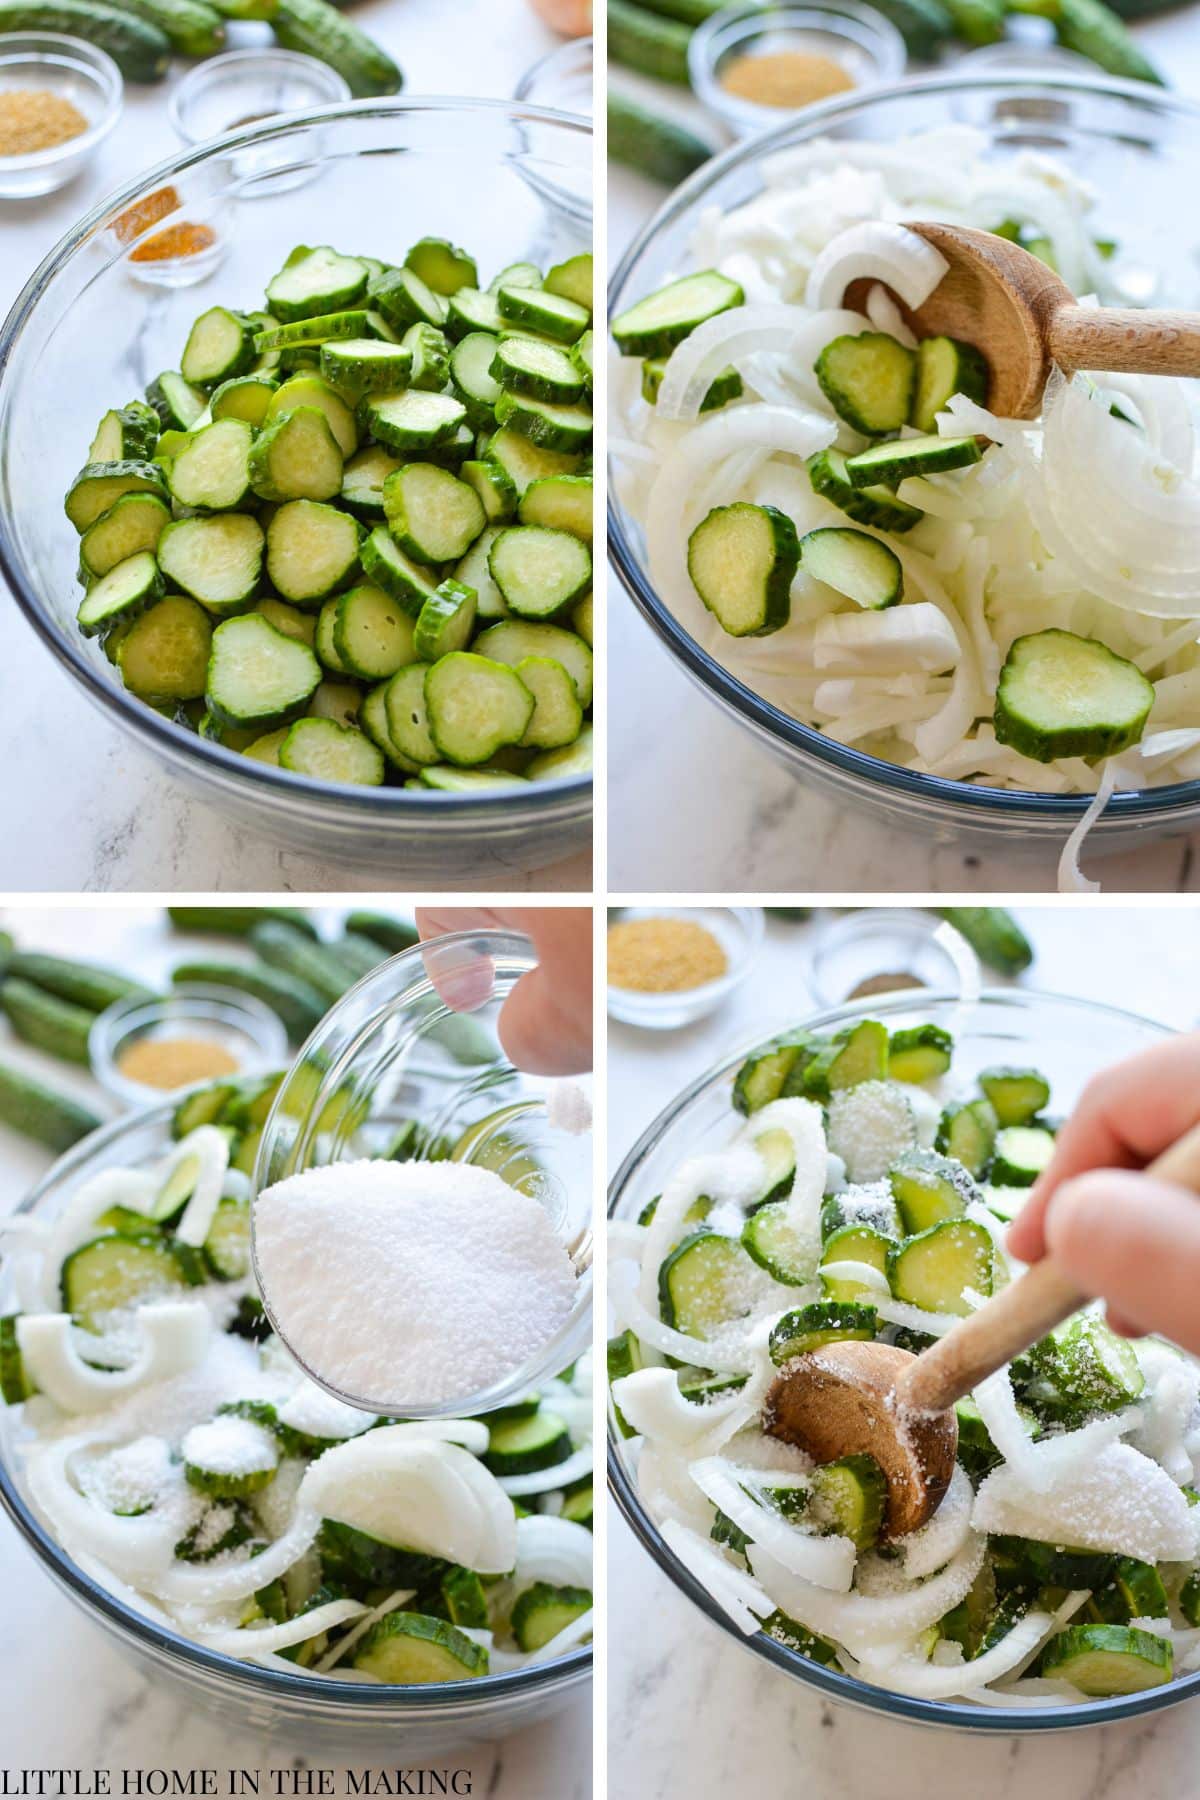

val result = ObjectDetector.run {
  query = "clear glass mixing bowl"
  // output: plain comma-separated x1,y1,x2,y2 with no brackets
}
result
0,1059,592,1751
607,74,1200,858
607,985,1196,1732
253,928,594,1416
0,98,592,880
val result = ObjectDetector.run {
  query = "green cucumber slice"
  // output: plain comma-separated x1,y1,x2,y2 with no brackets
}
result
800,526,902,610
612,270,743,358
687,502,798,638
845,433,983,486
994,628,1154,762
815,333,916,435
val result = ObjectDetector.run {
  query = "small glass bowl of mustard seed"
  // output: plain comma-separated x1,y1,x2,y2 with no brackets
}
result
607,906,764,1031
90,985,289,1111
0,34,122,200
808,908,982,1011
689,2,905,141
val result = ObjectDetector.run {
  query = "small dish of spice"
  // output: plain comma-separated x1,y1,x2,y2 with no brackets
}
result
808,908,982,1010
0,33,123,200
688,2,905,141
607,907,764,1031
89,985,290,1111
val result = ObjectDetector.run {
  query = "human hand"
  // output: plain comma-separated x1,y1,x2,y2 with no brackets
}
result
1006,1033,1200,1352
415,908,591,1076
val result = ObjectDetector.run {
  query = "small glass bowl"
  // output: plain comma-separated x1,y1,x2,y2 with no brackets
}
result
607,906,764,1031
515,34,593,116
89,984,290,1110
807,908,981,1010
689,2,905,139
252,930,593,1419
0,33,122,199
168,48,350,148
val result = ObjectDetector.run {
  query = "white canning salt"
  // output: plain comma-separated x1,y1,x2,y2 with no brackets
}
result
254,1160,578,1407
546,1081,592,1137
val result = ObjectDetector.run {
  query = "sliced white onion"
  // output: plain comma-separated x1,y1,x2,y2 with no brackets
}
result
747,1532,985,1655
165,1128,232,1249
637,1144,763,1314
151,1508,321,1606
611,1367,750,1454
858,1607,1054,1699
690,1457,855,1592
813,604,960,677
661,1518,776,1636
654,304,866,423
512,1514,594,1589
26,1432,186,1583
17,1303,211,1414
40,1169,160,1306
187,1598,366,1659
314,1588,416,1673
896,1463,974,1580
1130,1341,1199,1483
973,1441,1195,1562
806,222,948,313
816,1260,890,1298
610,1264,753,1375
499,1444,594,1498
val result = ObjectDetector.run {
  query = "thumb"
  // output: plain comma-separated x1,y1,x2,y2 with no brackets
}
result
1044,1169,1200,1355
499,965,590,1076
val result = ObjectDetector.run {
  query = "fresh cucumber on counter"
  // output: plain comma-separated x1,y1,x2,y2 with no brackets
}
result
6,953,155,1013
67,236,594,792
0,0,171,79
167,906,316,936
345,911,419,954
171,961,326,1040
608,0,693,83
607,93,713,185
271,0,402,96
0,1061,103,1152
115,0,225,56
0,980,95,1066
934,908,1033,975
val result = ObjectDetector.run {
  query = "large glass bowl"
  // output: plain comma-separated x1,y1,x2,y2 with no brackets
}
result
607,985,1197,1732
0,965,593,1752
0,98,592,880
607,74,1200,858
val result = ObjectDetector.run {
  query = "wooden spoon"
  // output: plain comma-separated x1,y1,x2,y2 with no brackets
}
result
765,1119,1200,1540
845,220,1200,419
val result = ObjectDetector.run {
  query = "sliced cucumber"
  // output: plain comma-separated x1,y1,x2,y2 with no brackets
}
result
991,1124,1055,1186
494,389,593,453
360,526,439,618
384,662,438,765
341,443,403,516
888,1218,994,1316
210,373,278,428
473,620,592,707
978,1066,1051,1127
76,550,162,637
846,434,983,487
88,400,159,464
265,373,357,457
935,1098,998,1176
166,418,254,511
484,1408,571,1475
687,502,799,638
447,287,504,339
1017,1313,1143,1426
206,613,321,729
889,1150,979,1234
448,331,502,424
1040,1624,1172,1695
803,1020,889,1099
659,1231,757,1339
528,726,592,780
485,424,583,496
248,407,343,503
363,389,466,453
253,308,374,353
819,1225,892,1303
888,1024,953,1084
279,718,384,787
308,679,362,729
257,596,316,646
382,462,485,564
320,336,412,398
518,473,592,542
403,321,452,392
117,595,212,702
405,236,477,296
732,1039,814,1115
370,266,448,333
994,629,1154,762
743,1199,813,1286
65,460,169,533
612,270,743,358
815,333,916,435
512,1582,591,1652
147,370,207,431
462,458,517,525
544,252,592,313
642,355,742,413
61,1232,200,1330
181,306,255,387
808,446,923,534
158,513,264,615
266,245,368,322
424,652,533,765
492,334,584,404
769,1301,877,1366
801,526,902,610
497,284,588,346
912,335,989,433
79,490,171,579
333,582,417,680
489,525,592,621
809,1455,886,1550
414,579,478,664
511,655,583,752
266,499,361,605
352,1612,488,1683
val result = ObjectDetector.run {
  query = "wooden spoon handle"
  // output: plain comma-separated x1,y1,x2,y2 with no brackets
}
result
899,1118,1200,1416
1048,304,1200,380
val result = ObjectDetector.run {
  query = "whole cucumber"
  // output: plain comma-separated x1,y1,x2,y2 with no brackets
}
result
935,908,1034,975
167,905,317,936
171,960,327,1039
865,0,953,54
0,0,170,80
272,0,402,97
0,1059,103,1152
344,910,419,954
943,0,1005,41
1,979,95,1065
8,952,156,1013
248,920,352,1008
608,0,692,84
607,93,713,186
109,0,225,54
1051,0,1163,81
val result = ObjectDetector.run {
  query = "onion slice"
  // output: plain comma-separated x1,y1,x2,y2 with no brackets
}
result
17,1303,211,1414
806,221,948,312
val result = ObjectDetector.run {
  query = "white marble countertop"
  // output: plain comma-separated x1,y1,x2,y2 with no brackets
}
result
608,905,1200,1799
0,905,590,1792
607,25,1200,896
0,0,591,894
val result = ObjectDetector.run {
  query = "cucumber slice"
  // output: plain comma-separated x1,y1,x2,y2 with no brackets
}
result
370,266,448,333
749,1126,799,1207
888,1024,953,1083
819,1225,892,1303
485,424,583,496
544,251,592,313
447,287,504,339
158,514,264,615
846,434,983,487
809,1455,886,1550
65,460,169,533
994,629,1154,762
440,1565,489,1630
414,579,478,663
889,1150,980,1234
449,332,502,423
79,491,171,579
1040,1624,1172,1695
352,1612,488,1683
912,335,989,433
360,526,439,618
210,373,279,428
147,370,207,431
803,1020,889,1098
383,462,485,564
473,620,593,708
167,418,254,511
528,726,592,780
363,389,467,453
493,335,585,403
490,261,542,294
404,236,478,296
279,718,384,787
253,309,373,352
320,337,413,398
494,390,593,454
0,1315,33,1404
266,245,368,322
687,502,799,638
517,473,592,542
515,655,584,751
512,1582,591,1652
340,443,403,516
612,270,743,358
181,306,256,387
308,680,362,728
424,652,533,765
497,284,588,345
76,550,163,637
978,1066,1051,1127
333,583,417,680
117,595,212,703
991,1124,1055,1186
1017,1314,1144,1425
449,525,507,621
61,1232,200,1330
642,355,742,413
1087,1557,1170,1625
560,1482,593,1529
743,1198,815,1286
887,1218,994,1316
573,329,594,390
183,1415,279,1498
248,407,343,503
731,1039,814,1115
489,525,592,621
89,401,159,464
402,322,452,392
384,662,438,765
206,613,321,729
256,597,316,647
935,1098,998,1176
265,373,358,457
769,1300,877,1365
815,333,916,435
315,596,350,673
266,499,361,605
484,1408,571,1475
801,526,902,610
659,1230,757,1339
807,446,923,533
203,1195,251,1279
462,460,518,527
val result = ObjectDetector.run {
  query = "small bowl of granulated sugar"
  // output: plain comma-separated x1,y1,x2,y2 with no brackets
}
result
0,35,123,199
607,906,763,1031
252,1082,593,1417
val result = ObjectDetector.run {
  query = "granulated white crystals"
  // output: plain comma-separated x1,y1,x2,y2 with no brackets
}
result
254,1160,578,1407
